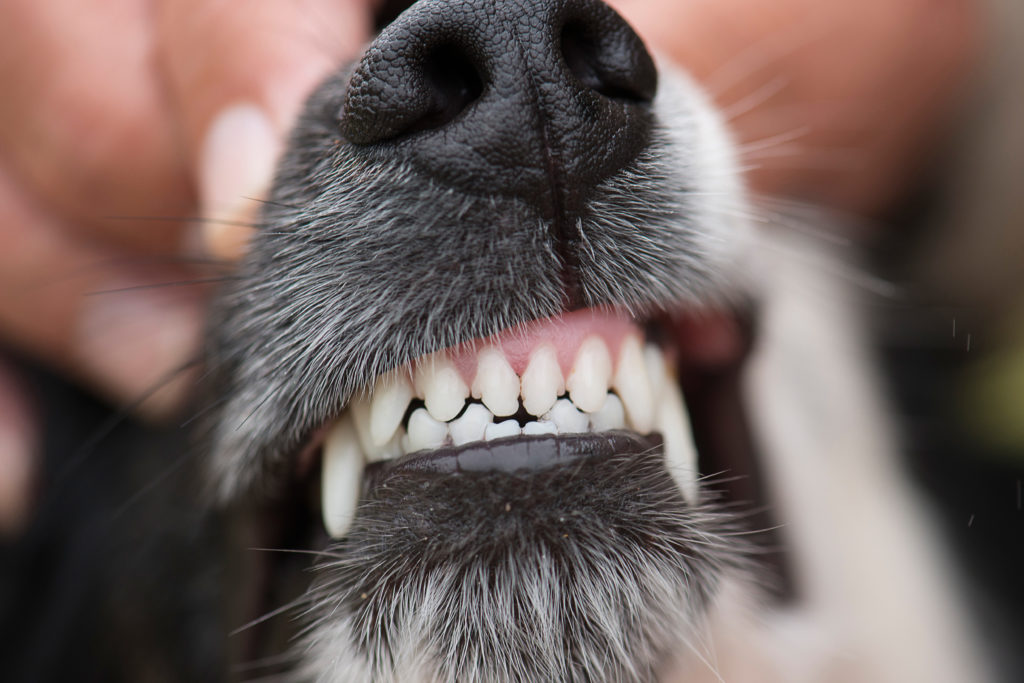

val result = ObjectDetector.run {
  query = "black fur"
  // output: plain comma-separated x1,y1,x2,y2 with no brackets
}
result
300,448,750,682
198,1,754,679
203,74,735,501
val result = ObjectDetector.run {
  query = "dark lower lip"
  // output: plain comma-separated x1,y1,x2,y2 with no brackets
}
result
364,430,664,483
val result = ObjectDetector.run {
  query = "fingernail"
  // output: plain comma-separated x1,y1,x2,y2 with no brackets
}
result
0,370,35,538
0,428,34,538
76,285,202,418
198,103,279,262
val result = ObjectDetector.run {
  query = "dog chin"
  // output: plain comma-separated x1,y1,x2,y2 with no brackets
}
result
301,445,748,682
200,1,988,681
207,67,759,681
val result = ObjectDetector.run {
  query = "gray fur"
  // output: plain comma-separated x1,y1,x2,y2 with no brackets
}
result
202,50,754,682
203,67,748,501
297,452,754,683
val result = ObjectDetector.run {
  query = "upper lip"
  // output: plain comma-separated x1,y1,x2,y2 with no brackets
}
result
231,302,788,665
312,304,755,539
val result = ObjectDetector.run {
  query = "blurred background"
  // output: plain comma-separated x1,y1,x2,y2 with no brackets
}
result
1,0,1023,680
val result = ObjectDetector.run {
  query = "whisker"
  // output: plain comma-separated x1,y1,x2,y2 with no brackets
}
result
756,233,903,300
51,356,204,487
246,196,303,211
750,193,863,245
721,75,788,122
737,126,810,156
101,214,266,229
267,0,361,68
678,629,726,683
108,448,196,522
178,388,233,430
81,253,236,270
248,547,330,558
232,650,302,673
15,257,230,297
85,276,236,296
237,390,280,433
743,147,862,173
705,11,830,98
239,672,295,683
231,594,308,637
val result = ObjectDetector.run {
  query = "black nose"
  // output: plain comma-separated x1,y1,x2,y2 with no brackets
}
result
341,0,657,213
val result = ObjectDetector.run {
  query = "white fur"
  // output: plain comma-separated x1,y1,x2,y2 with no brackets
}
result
659,232,990,682
242,41,991,683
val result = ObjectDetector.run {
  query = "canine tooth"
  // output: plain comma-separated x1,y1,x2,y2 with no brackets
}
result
645,343,668,403
321,416,364,539
485,419,521,441
544,398,588,434
416,355,469,422
449,402,492,445
520,344,563,417
522,420,557,436
406,408,448,453
613,335,654,433
472,347,520,417
369,372,414,447
566,336,612,413
657,380,699,504
349,395,374,454
590,393,625,432
369,431,404,463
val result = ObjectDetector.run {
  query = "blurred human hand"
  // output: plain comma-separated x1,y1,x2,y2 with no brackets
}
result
0,0,375,533
0,0,979,534
609,0,979,214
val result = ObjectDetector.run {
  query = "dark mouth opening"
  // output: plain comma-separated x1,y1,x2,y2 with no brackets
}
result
225,305,792,676
367,430,664,480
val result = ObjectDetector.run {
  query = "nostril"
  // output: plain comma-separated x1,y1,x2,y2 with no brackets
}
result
560,20,655,104
341,38,485,146
410,45,485,136
343,0,656,196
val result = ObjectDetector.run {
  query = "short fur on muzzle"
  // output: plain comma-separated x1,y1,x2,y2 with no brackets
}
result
201,0,760,681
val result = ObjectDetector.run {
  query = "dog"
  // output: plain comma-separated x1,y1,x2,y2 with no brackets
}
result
193,0,993,681
0,0,998,681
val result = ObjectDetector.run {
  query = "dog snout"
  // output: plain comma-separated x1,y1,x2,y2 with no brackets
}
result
341,0,657,212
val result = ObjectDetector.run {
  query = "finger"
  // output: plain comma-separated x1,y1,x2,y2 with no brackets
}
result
607,0,980,214
156,0,376,260
0,0,194,253
0,361,36,538
0,162,203,418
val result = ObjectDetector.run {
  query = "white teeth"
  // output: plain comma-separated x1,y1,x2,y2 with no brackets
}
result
449,402,493,446
368,431,403,463
369,372,414,448
544,398,589,434
657,377,699,505
416,354,469,422
406,408,448,453
485,419,521,441
349,395,375,455
645,343,668,404
472,347,520,417
522,420,557,436
321,416,364,539
325,328,700,541
589,393,626,432
520,344,563,417
566,336,612,413
614,335,654,433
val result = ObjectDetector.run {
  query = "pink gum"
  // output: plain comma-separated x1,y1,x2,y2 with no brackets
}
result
412,309,641,386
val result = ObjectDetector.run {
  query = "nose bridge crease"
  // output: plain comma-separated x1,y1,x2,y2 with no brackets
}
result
509,23,583,309
339,0,657,310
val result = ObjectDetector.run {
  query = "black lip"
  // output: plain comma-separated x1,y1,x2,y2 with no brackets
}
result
364,430,663,483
